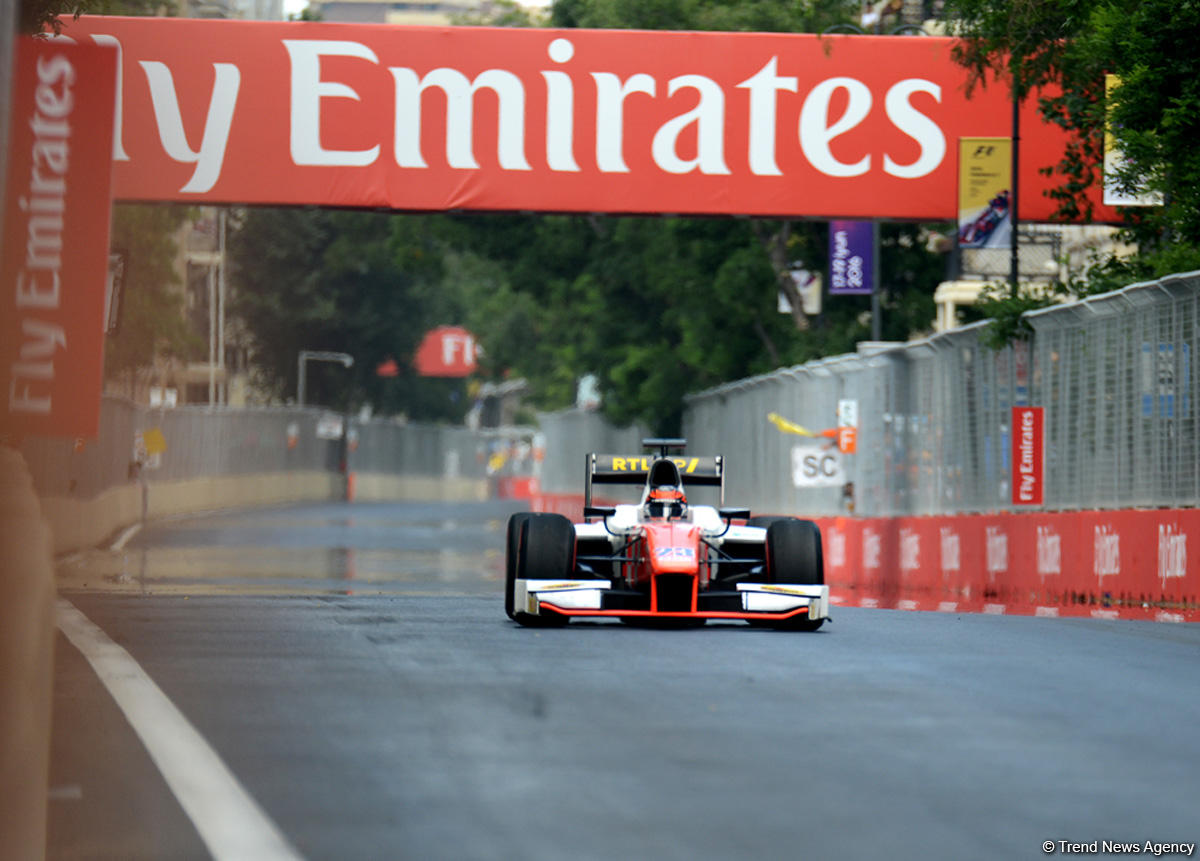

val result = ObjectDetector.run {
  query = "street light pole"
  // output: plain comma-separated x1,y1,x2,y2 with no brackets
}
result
297,350,354,407
1010,80,1021,298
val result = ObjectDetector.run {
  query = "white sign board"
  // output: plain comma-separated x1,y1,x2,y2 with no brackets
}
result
315,413,345,440
791,444,845,488
837,398,858,428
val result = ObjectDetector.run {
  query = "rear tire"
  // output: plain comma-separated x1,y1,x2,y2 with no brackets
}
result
511,513,574,627
765,518,825,631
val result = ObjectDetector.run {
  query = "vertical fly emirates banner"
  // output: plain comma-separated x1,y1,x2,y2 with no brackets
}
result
60,17,1119,222
1011,406,1044,506
2,38,117,439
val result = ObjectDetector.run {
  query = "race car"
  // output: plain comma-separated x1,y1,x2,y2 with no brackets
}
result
505,439,829,630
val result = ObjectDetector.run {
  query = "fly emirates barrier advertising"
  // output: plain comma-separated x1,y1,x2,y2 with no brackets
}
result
59,17,1119,222
2,38,116,440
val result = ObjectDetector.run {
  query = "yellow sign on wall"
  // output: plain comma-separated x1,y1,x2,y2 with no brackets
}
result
958,137,1012,249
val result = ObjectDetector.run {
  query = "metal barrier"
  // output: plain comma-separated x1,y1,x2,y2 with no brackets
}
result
22,271,1198,527
678,271,1200,517
22,400,541,506
536,409,647,502
350,419,540,482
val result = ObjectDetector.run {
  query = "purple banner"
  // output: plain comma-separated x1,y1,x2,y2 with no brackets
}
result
828,220,874,295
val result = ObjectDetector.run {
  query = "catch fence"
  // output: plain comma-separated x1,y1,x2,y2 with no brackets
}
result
23,272,1199,524
673,271,1200,518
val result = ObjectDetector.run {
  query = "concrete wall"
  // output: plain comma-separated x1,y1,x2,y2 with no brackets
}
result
39,472,341,555
351,472,489,503
39,471,492,555
145,471,342,519
0,449,56,861
40,484,144,555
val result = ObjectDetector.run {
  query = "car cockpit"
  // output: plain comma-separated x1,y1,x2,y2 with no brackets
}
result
642,458,689,520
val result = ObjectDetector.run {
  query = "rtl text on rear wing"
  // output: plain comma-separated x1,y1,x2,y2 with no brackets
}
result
584,452,724,507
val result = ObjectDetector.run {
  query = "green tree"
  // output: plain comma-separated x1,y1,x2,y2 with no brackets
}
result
432,212,940,435
549,0,858,33
217,0,944,432
451,0,545,27
20,0,172,34
943,0,1200,289
104,205,198,394
229,208,472,419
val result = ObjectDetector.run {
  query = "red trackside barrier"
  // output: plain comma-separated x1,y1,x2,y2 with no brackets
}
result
530,495,1200,622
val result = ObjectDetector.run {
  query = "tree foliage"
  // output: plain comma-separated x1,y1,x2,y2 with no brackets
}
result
549,0,858,33
19,0,171,35
222,0,943,432
943,0,1200,251
104,205,198,392
228,208,474,420
229,207,942,432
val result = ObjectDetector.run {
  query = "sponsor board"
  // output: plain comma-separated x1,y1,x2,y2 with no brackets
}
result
1011,406,1044,506
528,494,1200,621
2,39,117,439
57,17,1119,222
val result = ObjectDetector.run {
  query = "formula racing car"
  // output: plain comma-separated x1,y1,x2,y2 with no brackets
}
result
505,439,829,630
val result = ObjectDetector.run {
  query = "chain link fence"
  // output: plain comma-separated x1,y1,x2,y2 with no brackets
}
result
675,271,1200,518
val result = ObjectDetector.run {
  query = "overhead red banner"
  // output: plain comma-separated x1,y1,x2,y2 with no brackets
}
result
1011,406,1045,506
2,38,116,440
413,326,479,377
57,16,1117,222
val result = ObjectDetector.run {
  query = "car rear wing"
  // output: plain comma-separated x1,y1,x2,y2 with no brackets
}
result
584,451,724,507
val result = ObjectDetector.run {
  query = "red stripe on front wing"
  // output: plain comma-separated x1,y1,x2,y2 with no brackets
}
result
538,603,812,621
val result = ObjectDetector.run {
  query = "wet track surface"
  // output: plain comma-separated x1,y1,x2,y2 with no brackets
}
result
57,501,520,596
49,501,1200,860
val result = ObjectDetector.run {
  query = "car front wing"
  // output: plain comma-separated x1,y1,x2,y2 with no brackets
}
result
514,578,830,622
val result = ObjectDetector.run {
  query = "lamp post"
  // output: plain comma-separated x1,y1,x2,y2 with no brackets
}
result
297,351,354,407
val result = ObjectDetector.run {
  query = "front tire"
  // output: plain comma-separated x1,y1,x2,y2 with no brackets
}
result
511,513,574,627
504,512,533,621
765,518,825,631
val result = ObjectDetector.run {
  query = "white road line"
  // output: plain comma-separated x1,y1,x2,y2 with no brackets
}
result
56,599,304,861
110,522,143,552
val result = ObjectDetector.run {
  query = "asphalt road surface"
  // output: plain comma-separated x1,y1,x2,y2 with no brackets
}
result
50,501,1200,860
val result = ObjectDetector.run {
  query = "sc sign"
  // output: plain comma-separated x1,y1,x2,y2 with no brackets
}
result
791,444,844,488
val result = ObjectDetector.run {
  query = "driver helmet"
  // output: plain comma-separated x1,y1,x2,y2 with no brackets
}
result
647,485,687,518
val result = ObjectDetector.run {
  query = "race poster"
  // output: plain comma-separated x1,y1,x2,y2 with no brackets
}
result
957,137,1011,249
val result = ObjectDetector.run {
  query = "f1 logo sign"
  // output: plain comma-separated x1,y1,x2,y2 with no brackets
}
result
414,325,481,377
441,331,475,367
